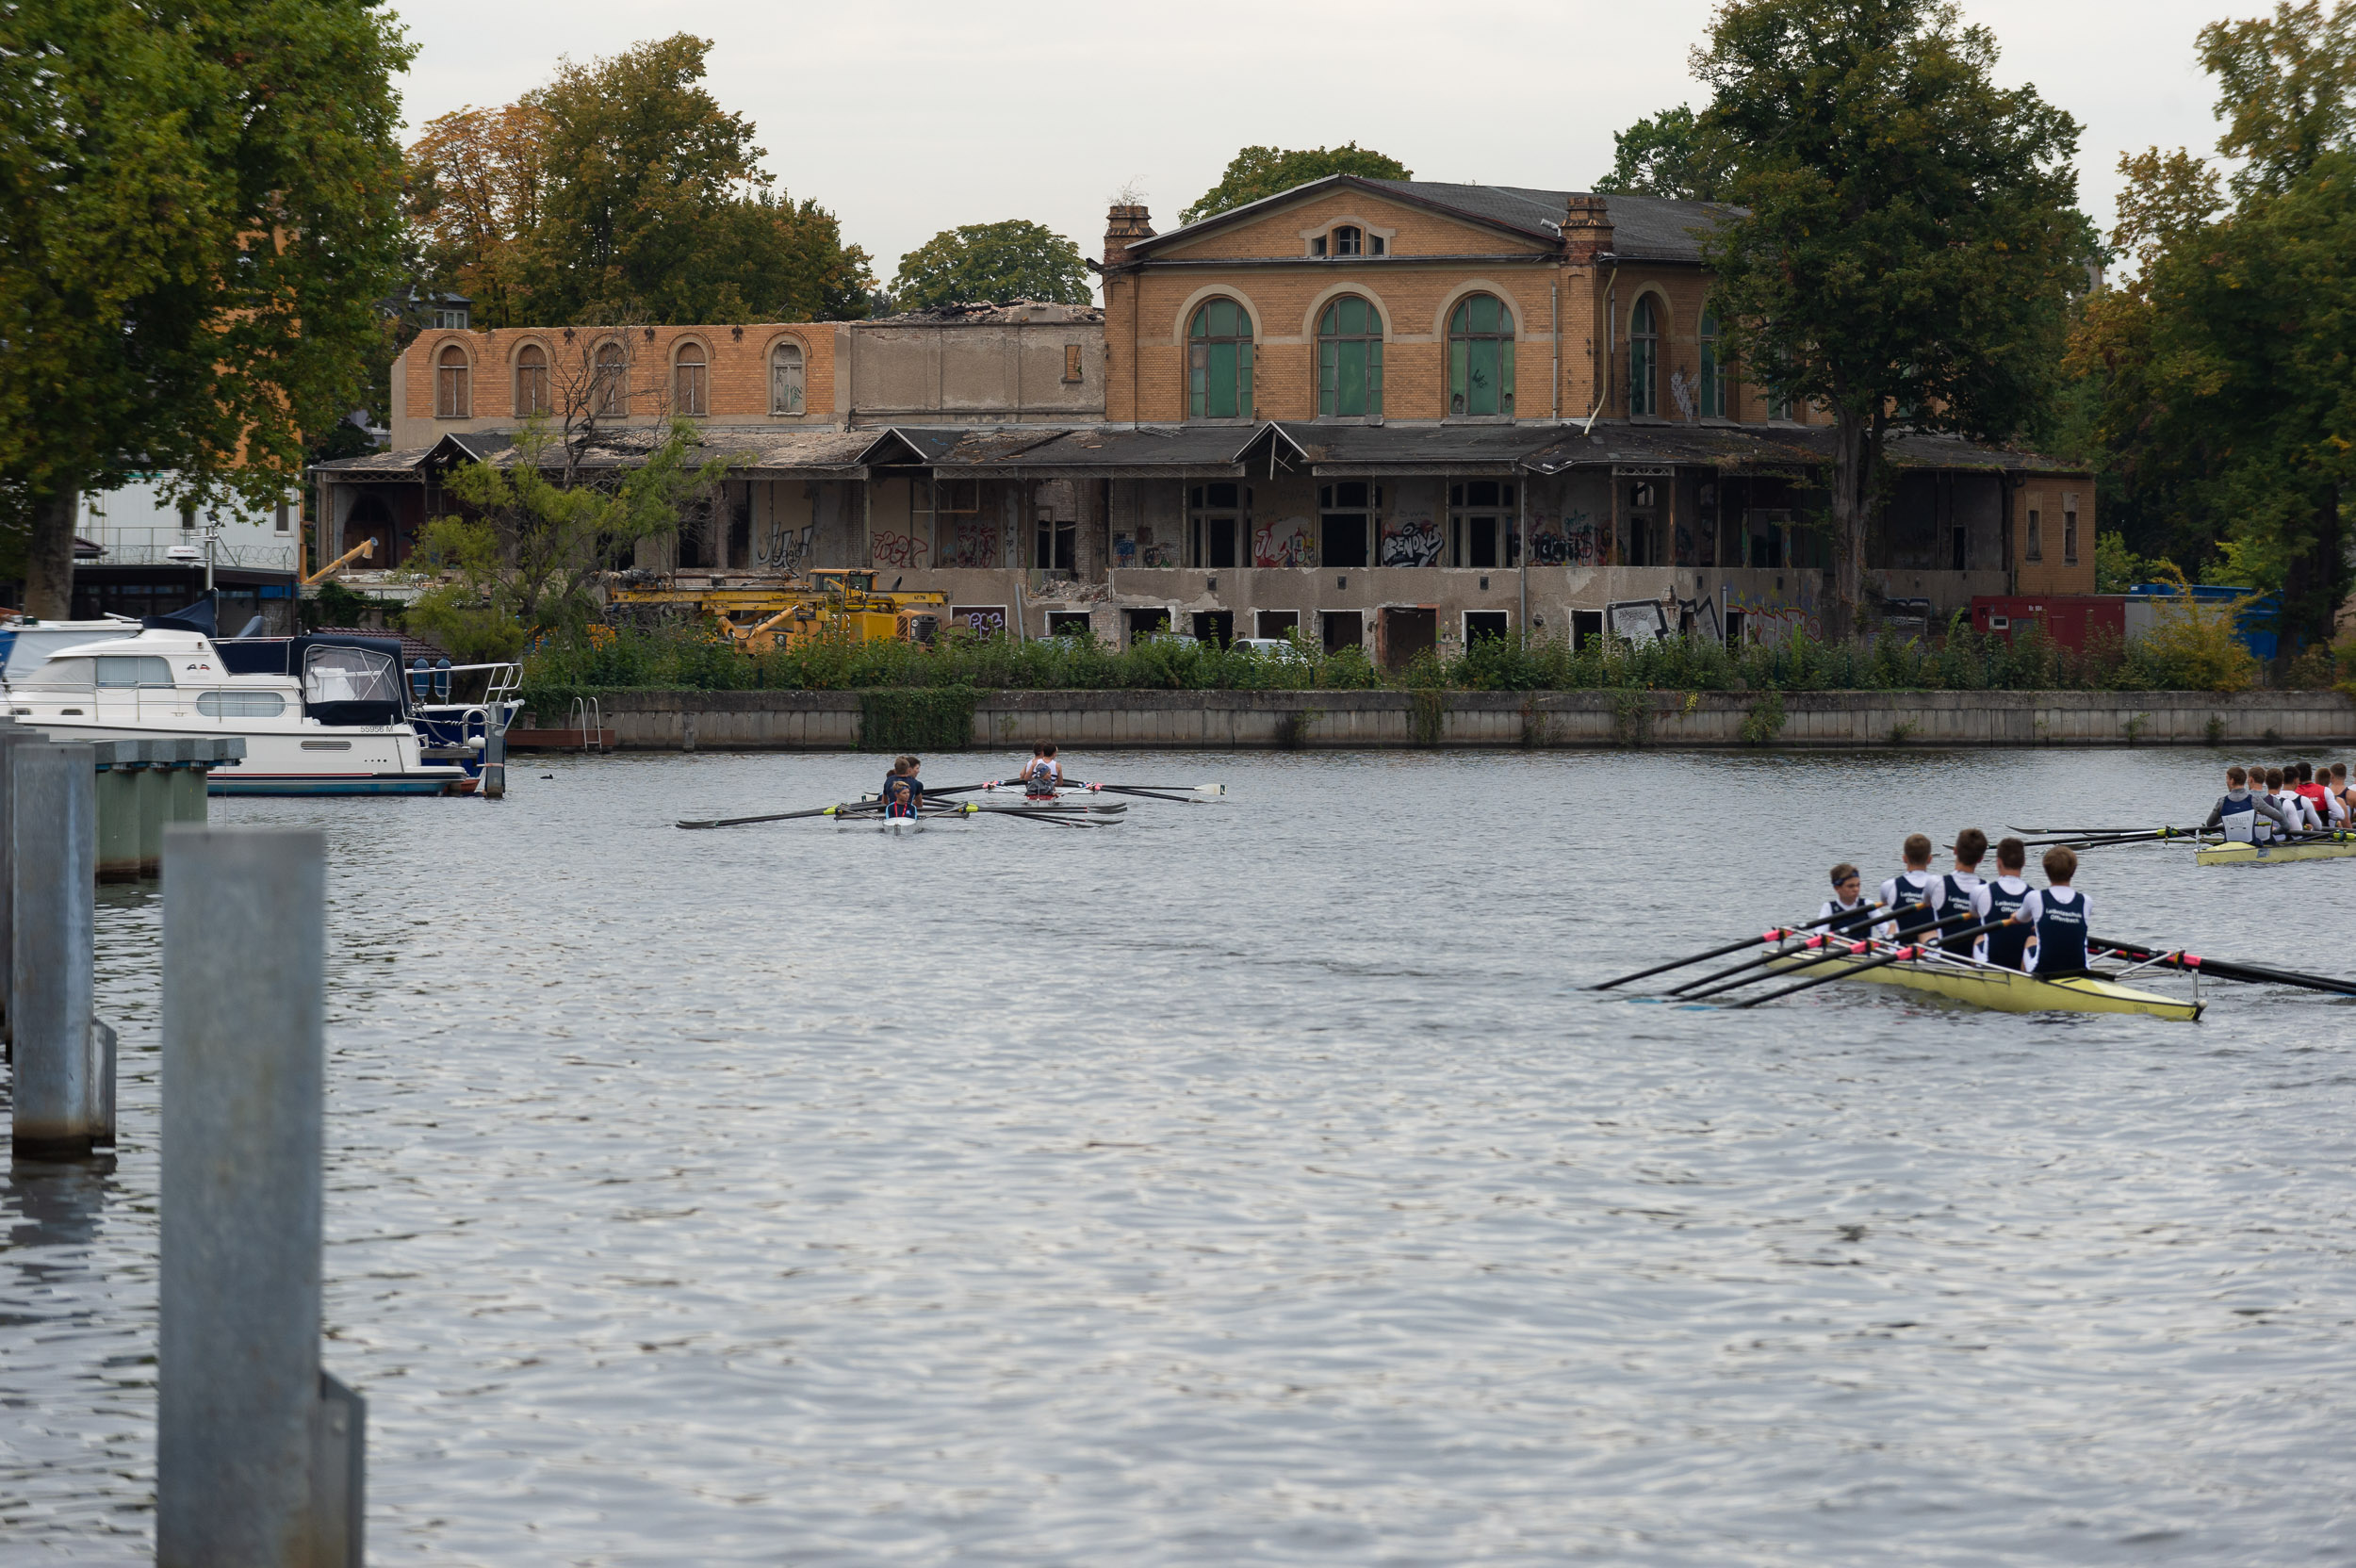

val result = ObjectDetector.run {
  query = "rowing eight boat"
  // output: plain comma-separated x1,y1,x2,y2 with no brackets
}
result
1768,949,2202,1020
2196,835,2356,867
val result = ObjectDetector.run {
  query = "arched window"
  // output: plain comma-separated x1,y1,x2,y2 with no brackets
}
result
593,341,628,416
435,345,470,418
1317,296,1383,418
1187,298,1253,420
1697,310,1726,418
674,342,708,416
515,343,549,417
1333,225,1363,256
1448,294,1514,417
1628,297,1660,416
770,340,805,415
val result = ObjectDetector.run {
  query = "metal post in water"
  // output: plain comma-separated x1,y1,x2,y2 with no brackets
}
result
156,825,360,1566
482,705,506,800
9,741,106,1157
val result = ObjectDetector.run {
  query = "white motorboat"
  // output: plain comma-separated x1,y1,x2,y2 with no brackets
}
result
8,623,480,796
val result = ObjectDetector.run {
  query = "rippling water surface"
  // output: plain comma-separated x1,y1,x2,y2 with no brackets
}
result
6,747,2356,1564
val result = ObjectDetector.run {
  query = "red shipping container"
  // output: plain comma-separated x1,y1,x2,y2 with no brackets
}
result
1968,595,2127,653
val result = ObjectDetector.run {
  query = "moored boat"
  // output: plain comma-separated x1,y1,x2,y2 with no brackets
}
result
1769,949,2202,1020
8,624,480,795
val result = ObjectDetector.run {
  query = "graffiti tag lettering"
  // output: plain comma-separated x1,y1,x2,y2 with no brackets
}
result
870,530,928,569
1379,515,1442,567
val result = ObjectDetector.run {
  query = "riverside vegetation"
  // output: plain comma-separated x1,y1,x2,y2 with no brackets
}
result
515,597,2347,715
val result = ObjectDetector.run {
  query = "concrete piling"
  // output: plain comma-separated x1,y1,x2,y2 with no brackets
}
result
8,742,107,1157
156,825,360,1566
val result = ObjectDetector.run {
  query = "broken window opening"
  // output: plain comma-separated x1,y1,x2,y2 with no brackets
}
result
1448,481,1517,569
1256,610,1300,639
1187,298,1254,420
435,345,470,418
770,340,805,414
1321,609,1365,652
1034,512,1076,573
674,342,709,417
2064,505,2079,565
1191,611,1235,646
1047,612,1092,637
2026,508,2043,563
1063,343,1085,384
1628,296,1660,416
1310,236,1328,257
1317,295,1383,419
515,343,550,416
1187,482,1243,570
1464,611,1510,645
1318,481,1379,569
1448,294,1515,417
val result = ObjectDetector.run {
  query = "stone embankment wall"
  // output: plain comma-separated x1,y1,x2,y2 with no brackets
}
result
532,689,2356,751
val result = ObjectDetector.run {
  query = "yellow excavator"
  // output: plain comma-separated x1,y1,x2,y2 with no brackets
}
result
604,569,947,654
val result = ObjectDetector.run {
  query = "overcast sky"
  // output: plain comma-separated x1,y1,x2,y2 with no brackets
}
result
394,0,2240,298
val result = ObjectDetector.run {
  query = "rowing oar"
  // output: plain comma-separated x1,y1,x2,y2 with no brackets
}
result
1589,904,1889,990
2092,937,2356,998
677,800,886,829
1668,927,1877,995
1732,918,2008,1009
1677,907,1993,1002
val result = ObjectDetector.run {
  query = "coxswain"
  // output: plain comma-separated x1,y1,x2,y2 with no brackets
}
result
2012,846,2093,977
1021,743,1062,799
1815,864,1879,938
2204,765,2292,843
1971,838,2037,971
1878,834,1939,939
1933,829,1988,956
878,756,919,818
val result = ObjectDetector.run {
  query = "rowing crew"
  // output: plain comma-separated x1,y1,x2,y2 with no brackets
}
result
2204,761,2353,843
880,755,927,817
1818,830,2092,977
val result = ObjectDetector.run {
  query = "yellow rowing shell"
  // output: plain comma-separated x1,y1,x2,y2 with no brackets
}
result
1771,952,2202,1020
2196,836,2356,866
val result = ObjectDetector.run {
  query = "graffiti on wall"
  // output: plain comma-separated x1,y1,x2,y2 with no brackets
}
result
1113,525,1179,567
870,529,929,569
1529,510,1606,567
1726,578,1823,642
1379,514,1442,567
761,523,815,575
940,521,1000,569
1252,519,1314,568
949,604,1006,634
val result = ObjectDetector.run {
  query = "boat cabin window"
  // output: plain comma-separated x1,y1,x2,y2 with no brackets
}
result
303,646,401,706
197,690,288,719
17,657,95,689
95,656,173,687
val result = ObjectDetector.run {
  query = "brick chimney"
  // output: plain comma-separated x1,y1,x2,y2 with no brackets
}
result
1562,193,1613,262
1104,204,1154,265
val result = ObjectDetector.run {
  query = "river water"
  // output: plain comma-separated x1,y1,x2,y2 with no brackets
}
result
6,747,2355,1564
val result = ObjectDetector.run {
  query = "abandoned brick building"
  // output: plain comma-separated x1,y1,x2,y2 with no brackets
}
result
319,177,2094,656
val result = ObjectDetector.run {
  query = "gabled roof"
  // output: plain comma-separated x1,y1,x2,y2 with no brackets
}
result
1120,175,1738,264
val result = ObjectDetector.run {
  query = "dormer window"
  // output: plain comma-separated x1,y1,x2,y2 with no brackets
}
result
1309,226,1386,258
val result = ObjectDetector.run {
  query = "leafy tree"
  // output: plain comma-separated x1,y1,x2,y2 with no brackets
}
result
1693,0,2082,643
415,416,737,646
1179,143,1413,225
408,101,549,330
1595,106,1732,200
2068,1,2356,646
0,0,413,615
890,220,1091,309
431,35,875,325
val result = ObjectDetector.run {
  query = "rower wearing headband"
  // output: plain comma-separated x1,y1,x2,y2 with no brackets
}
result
1816,864,1878,937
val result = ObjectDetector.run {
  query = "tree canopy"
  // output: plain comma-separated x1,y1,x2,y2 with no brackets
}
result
889,220,1092,310
1594,106,1732,201
1179,143,1413,225
0,0,414,614
405,35,875,327
2069,0,2356,647
1693,0,2083,641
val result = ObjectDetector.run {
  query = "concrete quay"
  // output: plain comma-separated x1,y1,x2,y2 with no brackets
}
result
530,688,2356,751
